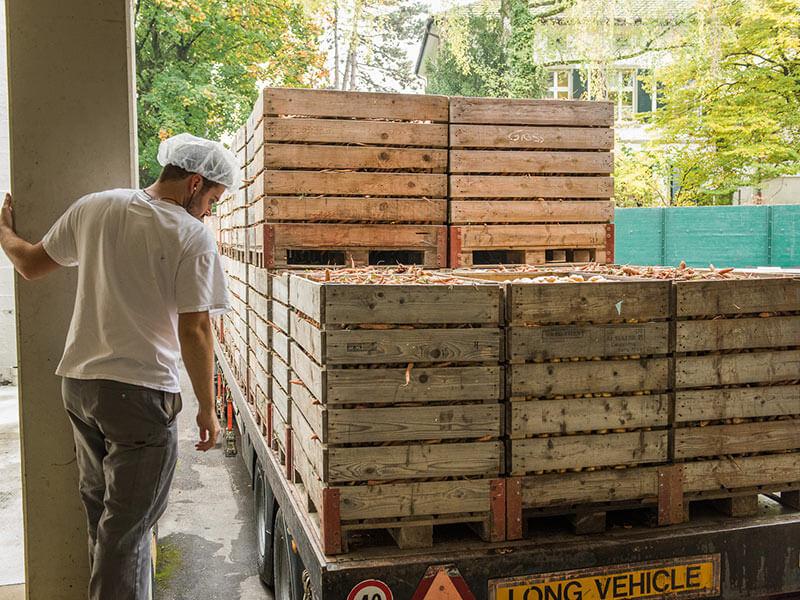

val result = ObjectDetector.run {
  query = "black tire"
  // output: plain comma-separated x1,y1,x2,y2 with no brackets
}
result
254,465,274,586
273,507,295,600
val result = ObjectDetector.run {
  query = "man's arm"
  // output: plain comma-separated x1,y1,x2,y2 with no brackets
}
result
0,194,60,280
178,310,220,452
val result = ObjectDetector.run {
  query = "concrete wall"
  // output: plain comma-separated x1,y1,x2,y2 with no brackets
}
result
734,176,800,205
0,3,16,386
6,1,137,597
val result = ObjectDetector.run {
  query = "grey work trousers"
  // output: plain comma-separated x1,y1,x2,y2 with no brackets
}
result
62,377,182,600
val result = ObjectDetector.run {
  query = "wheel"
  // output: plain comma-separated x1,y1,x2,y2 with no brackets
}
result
273,507,294,600
254,465,274,586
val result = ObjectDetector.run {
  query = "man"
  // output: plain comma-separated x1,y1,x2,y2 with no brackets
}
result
0,133,236,599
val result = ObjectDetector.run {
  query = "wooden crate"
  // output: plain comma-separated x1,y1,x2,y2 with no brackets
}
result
672,276,800,515
245,88,448,225
493,273,675,536
248,223,447,269
286,269,505,553
448,97,614,267
449,223,614,267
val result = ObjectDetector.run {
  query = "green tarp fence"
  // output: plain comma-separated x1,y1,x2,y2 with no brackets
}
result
614,205,800,268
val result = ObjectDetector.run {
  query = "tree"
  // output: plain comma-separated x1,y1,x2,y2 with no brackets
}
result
649,0,800,203
135,0,325,184
317,0,427,92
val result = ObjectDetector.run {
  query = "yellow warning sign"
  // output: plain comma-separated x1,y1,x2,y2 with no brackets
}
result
489,554,720,600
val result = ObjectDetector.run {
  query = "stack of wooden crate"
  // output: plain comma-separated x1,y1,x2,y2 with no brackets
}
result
448,97,615,267
494,271,676,535
286,268,505,554
247,264,270,432
672,274,800,516
241,88,449,269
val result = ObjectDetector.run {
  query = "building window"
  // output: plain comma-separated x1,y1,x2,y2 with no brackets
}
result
548,70,571,99
609,69,636,121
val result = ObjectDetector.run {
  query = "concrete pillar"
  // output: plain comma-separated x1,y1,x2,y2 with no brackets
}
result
5,0,137,597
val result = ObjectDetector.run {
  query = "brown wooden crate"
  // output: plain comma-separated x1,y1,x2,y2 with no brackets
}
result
262,118,448,148
674,419,800,459
250,196,447,224
450,175,613,199
676,277,800,317
450,96,614,127
510,430,668,474
675,386,800,422
450,150,613,174
677,315,800,352
263,171,447,198
508,322,670,361
509,394,670,438
451,124,613,150
262,87,449,122
453,224,608,253
450,200,613,225
508,278,671,324
510,358,671,398
676,349,800,389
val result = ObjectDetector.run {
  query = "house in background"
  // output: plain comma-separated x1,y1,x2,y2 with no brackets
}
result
415,0,694,149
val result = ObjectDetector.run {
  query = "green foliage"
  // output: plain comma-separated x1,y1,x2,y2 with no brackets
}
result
614,146,671,207
135,0,325,184
650,0,800,202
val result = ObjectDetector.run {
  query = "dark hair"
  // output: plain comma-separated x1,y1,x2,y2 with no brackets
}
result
158,164,216,191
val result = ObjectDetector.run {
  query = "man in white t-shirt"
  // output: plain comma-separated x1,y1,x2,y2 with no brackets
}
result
0,133,235,599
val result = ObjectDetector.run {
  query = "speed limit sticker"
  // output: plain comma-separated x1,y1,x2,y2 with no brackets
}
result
347,579,393,600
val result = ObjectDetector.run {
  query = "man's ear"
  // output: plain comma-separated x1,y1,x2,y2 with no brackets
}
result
188,173,203,194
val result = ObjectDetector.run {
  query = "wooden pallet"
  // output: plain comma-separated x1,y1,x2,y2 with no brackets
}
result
449,223,614,267
286,270,505,554
247,223,447,268
243,88,448,226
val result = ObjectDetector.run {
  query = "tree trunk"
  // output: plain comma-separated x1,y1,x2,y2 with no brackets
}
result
333,0,341,89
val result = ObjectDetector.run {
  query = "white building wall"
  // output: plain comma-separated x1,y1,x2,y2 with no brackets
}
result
0,5,17,385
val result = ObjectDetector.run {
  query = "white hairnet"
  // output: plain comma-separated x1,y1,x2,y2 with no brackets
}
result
157,133,240,190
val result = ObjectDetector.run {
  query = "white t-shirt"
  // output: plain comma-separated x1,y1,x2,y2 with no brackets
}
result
42,188,230,393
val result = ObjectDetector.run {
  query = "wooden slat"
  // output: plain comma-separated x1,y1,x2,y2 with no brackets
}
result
674,419,800,459
291,381,326,442
450,175,613,199
264,118,448,147
292,406,325,477
264,171,447,198
289,276,322,323
510,394,669,437
271,369,291,424
327,404,502,444
248,266,270,298
272,223,446,250
676,277,800,317
326,365,502,404
264,88,449,121
261,143,448,172
324,328,501,365
676,350,800,389
450,150,613,174
682,453,800,493
509,322,669,361
290,314,324,363
256,196,447,224
272,353,292,398
676,316,800,352
323,283,502,325
289,343,324,401
270,271,290,304
511,431,668,474
458,224,607,249
509,280,671,324
450,97,614,127
339,479,491,521
327,441,503,483
510,358,671,397
292,429,323,514
519,467,661,508
675,386,800,422
451,124,613,150
450,200,614,225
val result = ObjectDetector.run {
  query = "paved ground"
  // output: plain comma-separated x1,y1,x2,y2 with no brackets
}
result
0,385,23,587
0,373,272,600
155,370,272,600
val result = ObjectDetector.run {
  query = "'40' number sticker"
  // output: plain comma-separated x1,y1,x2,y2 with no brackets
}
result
347,579,393,600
